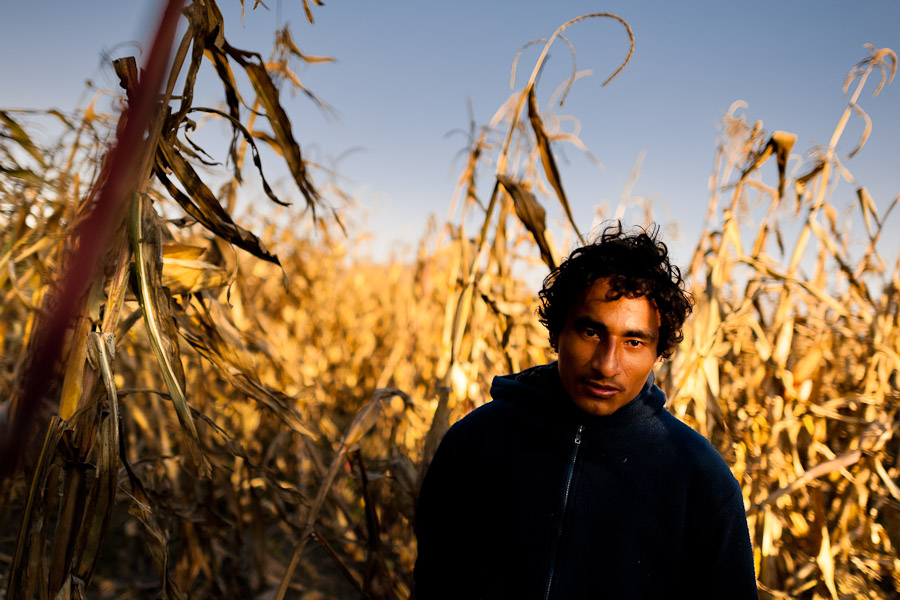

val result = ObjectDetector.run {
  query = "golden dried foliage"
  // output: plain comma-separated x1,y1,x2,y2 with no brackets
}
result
0,4,898,599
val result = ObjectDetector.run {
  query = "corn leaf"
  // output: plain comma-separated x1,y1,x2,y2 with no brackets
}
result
7,417,65,600
155,138,281,266
162,255,229,295
72,333,119,585
526,86,582,242
174,305,316,439
128,193,210,476
498,175,556,269
225,45,321,213
0,110,47,168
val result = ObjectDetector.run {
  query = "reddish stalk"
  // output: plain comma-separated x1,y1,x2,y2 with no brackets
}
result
0,0,186,480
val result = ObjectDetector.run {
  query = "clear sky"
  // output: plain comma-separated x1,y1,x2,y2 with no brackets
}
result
2,0,899,270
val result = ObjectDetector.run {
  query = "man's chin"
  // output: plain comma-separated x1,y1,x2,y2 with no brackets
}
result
572,395,627,417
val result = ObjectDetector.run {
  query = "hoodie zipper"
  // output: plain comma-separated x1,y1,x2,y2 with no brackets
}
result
543,424,583,600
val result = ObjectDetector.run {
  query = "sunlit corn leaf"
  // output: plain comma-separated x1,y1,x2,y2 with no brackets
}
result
342,389,407,452
58,316,92,420
168,3,206,131
174,306,316,439
300,0,324,24
0,165,43,185
816,525,839,600
276,24,335,64
740,130,796,200
225,45,321,213
128,193,210,476
793,159,824,207
196,295,256,374
845,45,897,97
498,174,556,270
846,103,872,159
856,186,879,239
162,249,229,296
526,86,582,242
187,0,251,183
421,385,451,475
0,111,47,168
156,138,281,266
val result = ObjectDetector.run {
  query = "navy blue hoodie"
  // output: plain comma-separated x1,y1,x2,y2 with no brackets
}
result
414,363,758,599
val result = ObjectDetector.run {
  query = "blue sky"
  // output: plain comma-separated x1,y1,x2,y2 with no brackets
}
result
2,0,898,271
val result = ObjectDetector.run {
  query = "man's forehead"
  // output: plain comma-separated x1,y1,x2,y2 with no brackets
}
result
572,279,661,326
581,277,651,301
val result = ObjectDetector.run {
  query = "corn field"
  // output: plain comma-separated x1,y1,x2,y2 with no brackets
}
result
1,2,898,599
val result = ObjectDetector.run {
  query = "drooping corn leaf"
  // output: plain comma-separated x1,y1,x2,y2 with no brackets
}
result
739,130,796,200
498,174,556,270
793,159,825,208
276,24,335,64
128,193,210,476
174,304,316,439
186,106,289,206
225,44,321,213
0,110,47,168
155,138,281,266
526,86,583,242
300,0,324,24
203,44,244,176
770,131,797,200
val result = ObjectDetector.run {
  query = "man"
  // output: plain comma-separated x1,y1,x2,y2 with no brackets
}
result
414,225,758,599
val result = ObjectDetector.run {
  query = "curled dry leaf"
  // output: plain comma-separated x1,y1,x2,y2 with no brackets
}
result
225,44,322,214
526,86,582,243
498,174,557,270
0,111,47,168
155,137,281,266
740,130,796,200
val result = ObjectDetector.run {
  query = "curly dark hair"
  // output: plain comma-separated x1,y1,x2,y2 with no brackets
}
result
538,223,693,358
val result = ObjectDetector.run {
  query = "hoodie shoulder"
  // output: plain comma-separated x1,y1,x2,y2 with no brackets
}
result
655,409,741,505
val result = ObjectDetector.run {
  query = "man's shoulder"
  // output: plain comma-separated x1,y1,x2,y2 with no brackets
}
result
652,408,741,495
447,391,533,437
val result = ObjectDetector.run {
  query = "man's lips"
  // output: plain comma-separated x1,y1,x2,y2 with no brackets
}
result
580,380,622,399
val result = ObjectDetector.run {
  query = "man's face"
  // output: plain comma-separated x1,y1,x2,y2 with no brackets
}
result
554,278,660,416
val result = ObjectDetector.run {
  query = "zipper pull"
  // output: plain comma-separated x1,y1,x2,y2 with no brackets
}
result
574,424,583,444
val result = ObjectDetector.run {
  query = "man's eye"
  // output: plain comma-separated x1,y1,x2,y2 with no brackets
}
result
626,339,644,348
583,328,599,338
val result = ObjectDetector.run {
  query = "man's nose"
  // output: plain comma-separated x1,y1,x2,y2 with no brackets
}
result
592,339,620,377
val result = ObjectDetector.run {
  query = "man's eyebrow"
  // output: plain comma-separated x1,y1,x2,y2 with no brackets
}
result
573,317,657,341
623,328,658,341
572,316,607,331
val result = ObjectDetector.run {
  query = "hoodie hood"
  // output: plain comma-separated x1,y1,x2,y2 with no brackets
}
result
489,361,666,427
